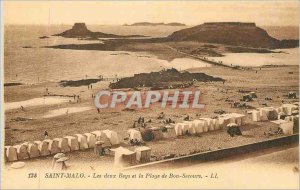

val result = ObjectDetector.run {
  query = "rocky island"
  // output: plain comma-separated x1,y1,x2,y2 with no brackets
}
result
109,68,224,89
125,22,186,26
54,23,146,39
48,22,299,62
166,22,298,49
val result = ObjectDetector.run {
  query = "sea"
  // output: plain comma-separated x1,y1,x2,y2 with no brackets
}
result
4,25,299,84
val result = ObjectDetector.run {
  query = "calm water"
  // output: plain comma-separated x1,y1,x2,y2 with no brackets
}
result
4,25,210,83
211,48,299,67
4,25,299,83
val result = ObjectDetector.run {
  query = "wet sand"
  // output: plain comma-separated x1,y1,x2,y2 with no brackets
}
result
4,64,298,147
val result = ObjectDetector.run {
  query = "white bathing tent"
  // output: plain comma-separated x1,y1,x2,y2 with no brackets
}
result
102,130,120,145
54,138,70,153
111,146,136,168
175,123,189,136
127,129,142,141
5,146,18,162
91,131,111,147
183,121,196,135
84,133,96,148
174,123,183,136
252,110,261,121
219,113,246,126
44,139,60,155
259,107,278,121
74,134,89,150
14,144,29,160
271,120,294,135
27,143,40,158
192,120,205,133
34,140,50,156
63,136,79,151
281,104,298,116
135,146,151,163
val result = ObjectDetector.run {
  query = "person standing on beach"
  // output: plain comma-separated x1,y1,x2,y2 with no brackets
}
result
44,131,49,139
91,85,93,90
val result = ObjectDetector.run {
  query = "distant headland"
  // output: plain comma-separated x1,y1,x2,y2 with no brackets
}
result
124,22,186,26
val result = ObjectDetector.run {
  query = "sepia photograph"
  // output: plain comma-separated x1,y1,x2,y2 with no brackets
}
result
1,1,299,189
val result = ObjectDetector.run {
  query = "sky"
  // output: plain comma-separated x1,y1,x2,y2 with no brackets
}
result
3,1,299,26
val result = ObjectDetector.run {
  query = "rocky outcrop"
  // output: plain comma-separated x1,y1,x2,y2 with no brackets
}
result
54,23,145,39
109,68,224,89
167,22,298,49
125,22,186,26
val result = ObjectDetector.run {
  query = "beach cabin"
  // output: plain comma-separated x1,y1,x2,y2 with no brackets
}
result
27,143,40,158
14,144,29,160
64,136,79,151
5,146,18,162
34,140,50,156
54,138,70,153
74,134,89,150
271,120,294,135
111,147,136,168
44,139,60,155
127,129,142,142
102,130,120,146
84,133,96,148
135,146,151,163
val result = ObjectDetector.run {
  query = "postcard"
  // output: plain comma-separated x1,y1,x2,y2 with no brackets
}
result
1,1,299,189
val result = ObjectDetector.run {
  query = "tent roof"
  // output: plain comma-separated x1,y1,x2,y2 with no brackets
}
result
111,146,135,155
135,146,151,151
271,119,288,125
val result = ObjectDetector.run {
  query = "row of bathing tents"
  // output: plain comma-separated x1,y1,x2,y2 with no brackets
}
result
251,103,299,135
5,129,120,162
173,113,246,136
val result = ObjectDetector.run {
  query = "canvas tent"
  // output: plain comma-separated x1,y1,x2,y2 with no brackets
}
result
183,121,196,135
252,110,260,121
84,133,96,148
54,138,70,153
271,120,294,135
5,146,18,162
44,139,60,155
259,107,278,121
111,147,136,168
175,123,189,136
64,136,79,151
219,113,246,126
281,104,298,116
34,140,50,156
199,118,213,131
74,134,89,150
175,123,183,136
192,120,205,133
27,143,40,158
102,130,120,146
135,146,151,163
127,129,142,142
14,144,29,160
213,118,221,130
92,131,111,147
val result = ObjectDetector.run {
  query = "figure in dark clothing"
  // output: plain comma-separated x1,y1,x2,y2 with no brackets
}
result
44,131,49,139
